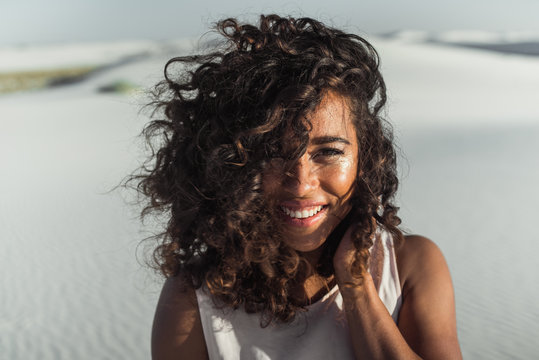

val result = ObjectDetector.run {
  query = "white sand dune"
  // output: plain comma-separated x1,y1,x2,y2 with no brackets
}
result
0,39,193,72
1,37,538,359
372,37,539,128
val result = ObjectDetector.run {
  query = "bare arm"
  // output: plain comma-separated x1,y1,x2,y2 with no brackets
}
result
334,230,462,359
151,276,209,360
396,235,462,359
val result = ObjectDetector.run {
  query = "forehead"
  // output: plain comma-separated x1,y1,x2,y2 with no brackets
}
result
306,92,355,139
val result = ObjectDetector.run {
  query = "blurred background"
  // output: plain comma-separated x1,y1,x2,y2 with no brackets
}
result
2,1,538,358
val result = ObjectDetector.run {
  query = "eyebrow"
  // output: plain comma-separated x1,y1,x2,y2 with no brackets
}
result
310,136,351,145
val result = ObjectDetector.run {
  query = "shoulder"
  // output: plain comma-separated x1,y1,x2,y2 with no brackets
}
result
395,235,447,288
394,235,462,359
396,234,441,260
395,234,453,312
151,275,209,360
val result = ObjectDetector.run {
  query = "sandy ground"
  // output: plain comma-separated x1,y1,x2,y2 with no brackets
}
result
1,37,539,359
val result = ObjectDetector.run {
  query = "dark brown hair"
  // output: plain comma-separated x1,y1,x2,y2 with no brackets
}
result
132,14,402,325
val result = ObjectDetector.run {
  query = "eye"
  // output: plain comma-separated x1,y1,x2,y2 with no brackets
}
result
314,148,345,158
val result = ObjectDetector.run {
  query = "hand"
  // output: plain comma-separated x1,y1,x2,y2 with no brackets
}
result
333,223,371,290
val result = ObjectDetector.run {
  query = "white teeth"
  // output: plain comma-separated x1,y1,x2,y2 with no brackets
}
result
280,205,323,219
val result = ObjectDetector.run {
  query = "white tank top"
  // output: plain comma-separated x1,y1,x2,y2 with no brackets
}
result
196,228,402,360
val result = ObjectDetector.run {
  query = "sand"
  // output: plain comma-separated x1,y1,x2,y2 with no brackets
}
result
1,36,538,359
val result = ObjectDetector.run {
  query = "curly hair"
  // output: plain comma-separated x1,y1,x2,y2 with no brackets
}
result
133,14,403,325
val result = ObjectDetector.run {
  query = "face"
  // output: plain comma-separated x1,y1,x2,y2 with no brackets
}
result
262,92,359,254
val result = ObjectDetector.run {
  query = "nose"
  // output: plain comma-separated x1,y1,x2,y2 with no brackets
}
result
282,156,319,197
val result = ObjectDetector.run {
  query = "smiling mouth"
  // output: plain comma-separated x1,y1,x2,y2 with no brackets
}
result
280,205,326,219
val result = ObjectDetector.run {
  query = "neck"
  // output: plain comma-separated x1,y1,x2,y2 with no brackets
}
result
290,272,336,305
289,248,335,305
299,246,325,269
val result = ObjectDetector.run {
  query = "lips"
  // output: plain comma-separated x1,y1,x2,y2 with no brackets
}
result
280,205,324,219
278,202,328,227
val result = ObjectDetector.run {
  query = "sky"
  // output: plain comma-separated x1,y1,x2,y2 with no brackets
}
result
2,0,539,46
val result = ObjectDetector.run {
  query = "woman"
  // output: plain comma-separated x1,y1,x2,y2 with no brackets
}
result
141,15,462,359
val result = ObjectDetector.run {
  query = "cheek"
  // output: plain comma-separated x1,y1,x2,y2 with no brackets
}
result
321,159,358,197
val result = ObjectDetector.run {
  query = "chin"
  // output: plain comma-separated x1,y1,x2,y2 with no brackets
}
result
282,230,330,253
